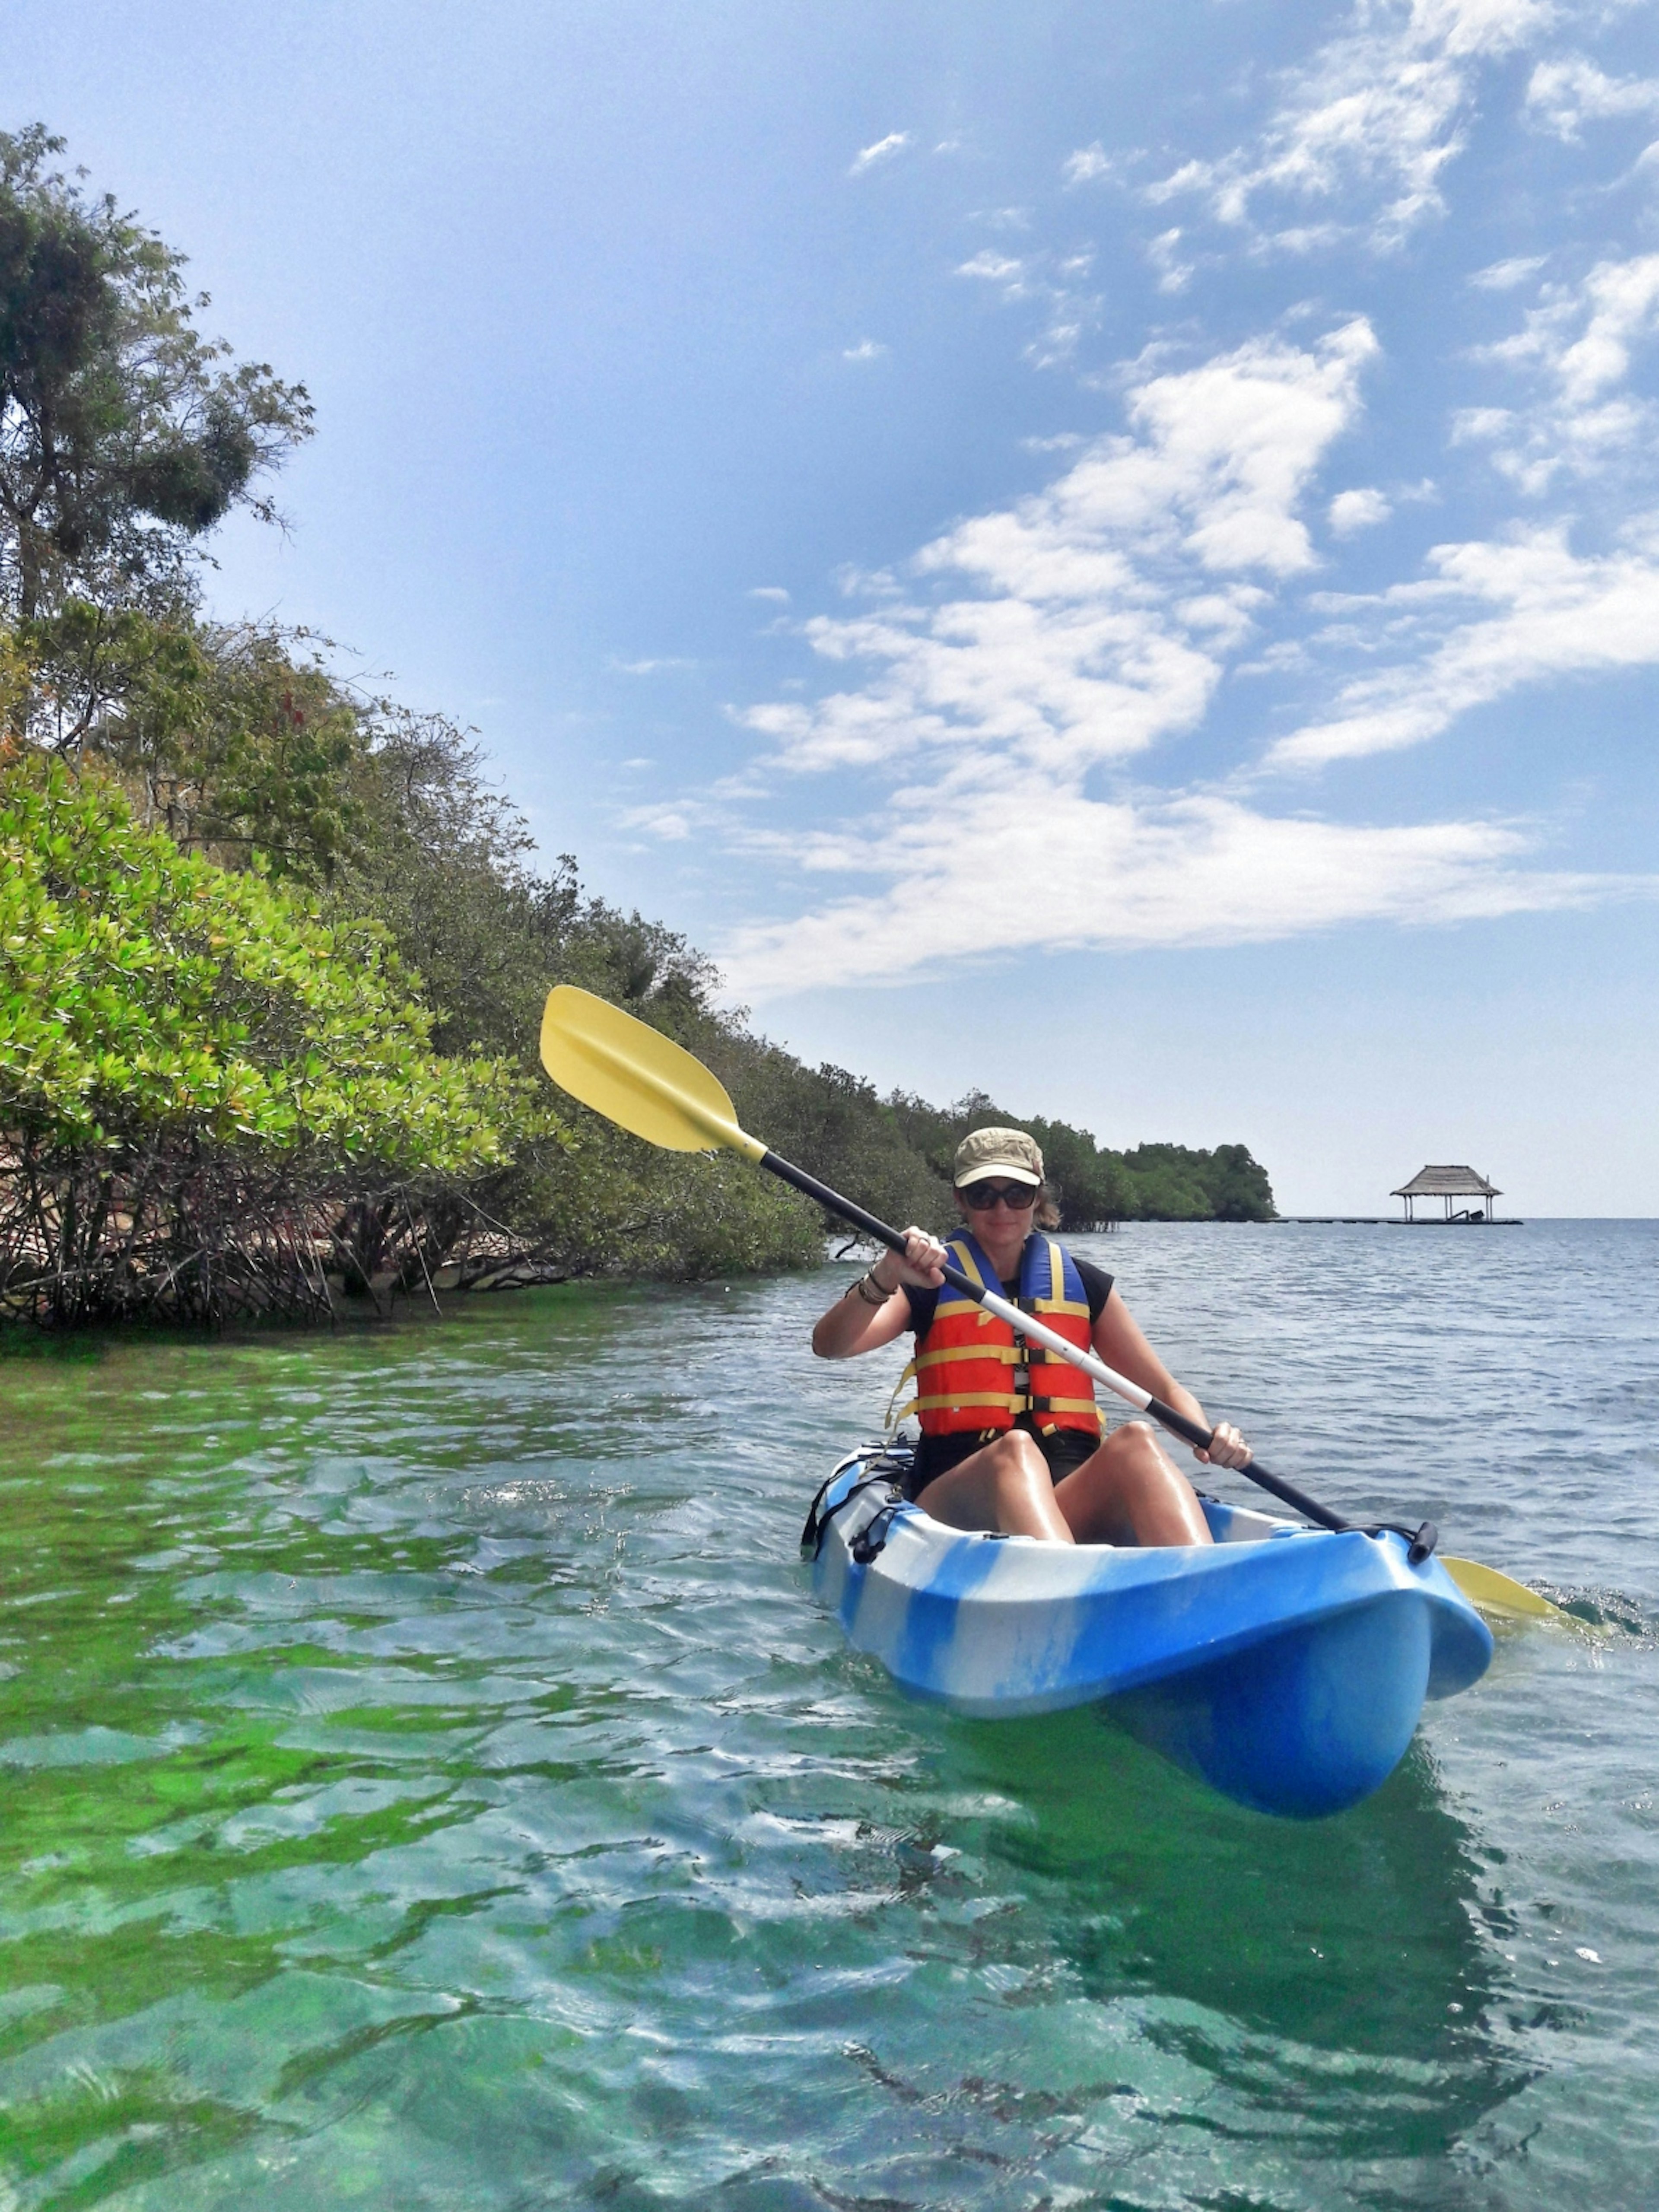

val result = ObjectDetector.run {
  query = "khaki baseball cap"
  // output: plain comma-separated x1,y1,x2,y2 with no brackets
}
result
952,1126,1044,1188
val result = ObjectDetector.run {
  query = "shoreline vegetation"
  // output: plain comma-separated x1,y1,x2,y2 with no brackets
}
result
0,124,1275,1330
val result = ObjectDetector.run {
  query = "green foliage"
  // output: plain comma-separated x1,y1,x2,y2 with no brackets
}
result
884,1089,1275,1226
712,1043,950,1239
0,126,311,620
1118,1141,1277,1223
0,753,535,1170
22,604,364,873
0,610,1276,1313
0,105,1276,1309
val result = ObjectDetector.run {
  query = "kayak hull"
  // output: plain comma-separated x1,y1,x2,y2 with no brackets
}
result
805,1447,1493,1819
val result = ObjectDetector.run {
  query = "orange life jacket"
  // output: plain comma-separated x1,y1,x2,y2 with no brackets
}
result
891,1230,1102,1440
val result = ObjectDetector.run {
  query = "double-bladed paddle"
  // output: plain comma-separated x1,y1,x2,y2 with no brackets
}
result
538,985,1565,1618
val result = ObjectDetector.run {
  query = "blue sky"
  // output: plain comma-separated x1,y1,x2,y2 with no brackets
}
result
13,0,1659,1212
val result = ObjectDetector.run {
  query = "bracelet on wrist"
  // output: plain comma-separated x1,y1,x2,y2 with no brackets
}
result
851,1269,891,1306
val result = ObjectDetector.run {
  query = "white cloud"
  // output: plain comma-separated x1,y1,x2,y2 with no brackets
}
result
1270,524,1659,766
749,586,791,604
741,322,1377,785
1147,227,1194,293
1526,54,1659,140
1063,143,1119,186
610,656,697,675
1545,255,1659,405
1146,0,1555,251
719,789,1616,997
623,804,693,841
849,131,909,175
954,246,1103,367
702,321,1592,994
666,284,1659,994
842,339,888,362
1329,486,1393,534
957,250,1026,288
1471,251,1659,486
1470,254,1545,289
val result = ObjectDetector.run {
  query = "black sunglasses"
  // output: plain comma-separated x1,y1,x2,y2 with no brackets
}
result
960,1180,1038,1211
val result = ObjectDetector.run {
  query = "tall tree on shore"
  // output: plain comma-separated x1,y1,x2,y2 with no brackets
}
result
0,124,312,622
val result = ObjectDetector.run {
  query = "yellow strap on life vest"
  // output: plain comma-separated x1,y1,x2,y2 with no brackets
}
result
936,1239,1001,1326
909,1391,1027,1413
914,1342,1023,1370
889,1393,1026,1425
885,1356,918,1432
890,1236,1096,1434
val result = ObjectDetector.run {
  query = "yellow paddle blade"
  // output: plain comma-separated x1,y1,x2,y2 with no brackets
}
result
1442,1555,1567,1622
538,986,766,1160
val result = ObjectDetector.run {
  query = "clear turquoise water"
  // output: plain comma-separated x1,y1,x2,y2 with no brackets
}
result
0,1220,1655,2209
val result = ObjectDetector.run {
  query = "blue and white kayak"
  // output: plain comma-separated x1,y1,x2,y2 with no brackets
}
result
801,1445,1493,1819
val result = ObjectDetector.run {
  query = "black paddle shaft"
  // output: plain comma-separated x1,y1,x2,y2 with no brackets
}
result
763,1147,1437,1559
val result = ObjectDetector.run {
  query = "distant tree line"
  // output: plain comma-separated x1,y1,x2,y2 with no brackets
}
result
0,125,1274,1325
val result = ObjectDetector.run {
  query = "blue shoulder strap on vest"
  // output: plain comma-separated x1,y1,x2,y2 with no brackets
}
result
936,1229,1001,1308
938,1231,1086,1309
1017,1234,1088,1307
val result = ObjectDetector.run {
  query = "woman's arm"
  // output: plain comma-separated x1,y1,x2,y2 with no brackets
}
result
811,1227,947,1360
1092,1289,1250,1468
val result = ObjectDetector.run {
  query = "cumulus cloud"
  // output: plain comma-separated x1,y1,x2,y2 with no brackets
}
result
842,339,888,362
1329,486,1393,533
850,131,909,175
646,6,1659,998
1063,143,1119,185
954,245,1102,368
719,789,1612,997
1270,524,1659,766
1145,0,1554,251
956,250,1026,289
1147,227,1194,293
623,804,693,841
741,322,1377,785
1465,251,1659,487
704,321,1602,994
1470,254,1545,289
1526,55,1659,140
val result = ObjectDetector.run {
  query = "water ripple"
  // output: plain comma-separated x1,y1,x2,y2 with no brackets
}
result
0,1224,1653,2206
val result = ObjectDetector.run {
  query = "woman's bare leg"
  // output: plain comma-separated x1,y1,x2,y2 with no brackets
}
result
914,1431,1074,1541
1052,1422,1214,1548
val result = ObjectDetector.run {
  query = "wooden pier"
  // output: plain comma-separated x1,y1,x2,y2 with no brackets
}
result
1391,1163,1510,1224
1268,1163,1523,1225
1270,1215,1523,1226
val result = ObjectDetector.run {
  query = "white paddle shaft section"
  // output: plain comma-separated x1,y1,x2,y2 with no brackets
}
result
969,1281,1154,1414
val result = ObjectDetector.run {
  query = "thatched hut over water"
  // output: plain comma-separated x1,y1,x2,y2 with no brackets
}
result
1391,1165,1501,1223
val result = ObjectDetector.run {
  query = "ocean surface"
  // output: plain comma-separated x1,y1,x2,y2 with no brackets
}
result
0,1219,1654,2210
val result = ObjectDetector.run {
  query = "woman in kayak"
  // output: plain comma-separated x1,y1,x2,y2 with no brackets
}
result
811,1126,1250,1545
